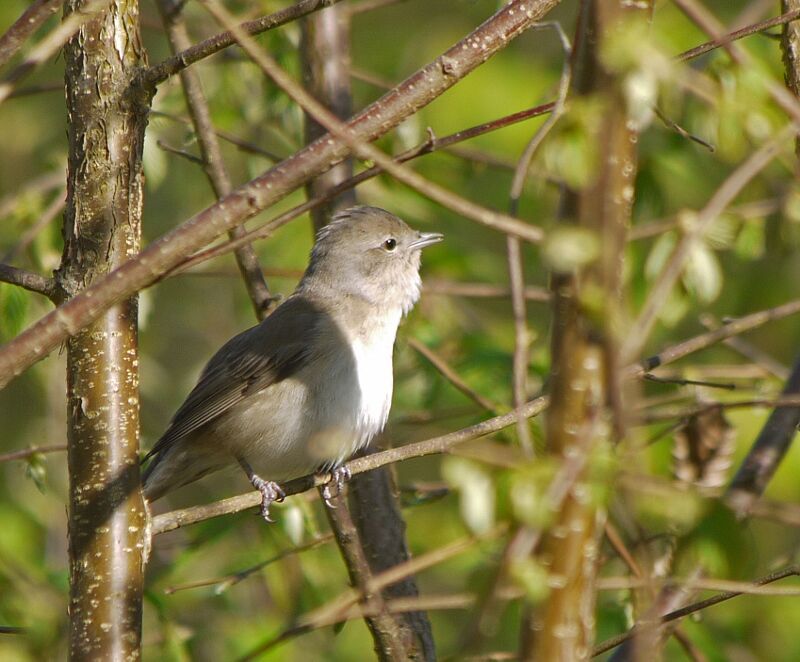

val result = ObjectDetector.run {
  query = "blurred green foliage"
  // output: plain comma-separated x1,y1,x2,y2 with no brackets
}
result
2,0,800,660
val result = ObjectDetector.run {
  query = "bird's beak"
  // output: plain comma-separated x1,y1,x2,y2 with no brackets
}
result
410,232,444,250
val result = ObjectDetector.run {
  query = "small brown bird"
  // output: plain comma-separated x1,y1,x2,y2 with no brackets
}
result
142,206,442,519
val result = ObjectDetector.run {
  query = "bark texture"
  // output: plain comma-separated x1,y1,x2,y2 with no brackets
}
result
56,1,149,658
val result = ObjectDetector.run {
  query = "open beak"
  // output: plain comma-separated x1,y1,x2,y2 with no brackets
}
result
410,232,444,250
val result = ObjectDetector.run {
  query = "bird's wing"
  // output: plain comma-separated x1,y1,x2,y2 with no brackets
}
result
145,296,323,460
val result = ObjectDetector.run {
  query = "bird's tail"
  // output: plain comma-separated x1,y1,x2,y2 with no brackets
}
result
141,445,224,502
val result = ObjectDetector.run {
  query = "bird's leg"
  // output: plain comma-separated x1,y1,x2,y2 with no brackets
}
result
238,457,285,522
321,465,352,508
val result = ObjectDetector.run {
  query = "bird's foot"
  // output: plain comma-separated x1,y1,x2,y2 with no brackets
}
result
321,465,352,508
250,475,285,522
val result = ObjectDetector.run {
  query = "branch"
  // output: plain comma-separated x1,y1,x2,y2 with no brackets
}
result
0,443,66,464
0,0,113,105
631,298,800,378
0,0,64,70
506,21,571,456
150,396,549,535
727,355,800,515
0,0,561,390
622,126,793,362
142,0,347,88
200,0,546,244
0,264,56,300
407,337,499,413
170,101,557,275
593,566,800,656
676,8,800,62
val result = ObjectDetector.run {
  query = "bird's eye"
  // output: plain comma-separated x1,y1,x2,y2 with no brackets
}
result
383,238,397,251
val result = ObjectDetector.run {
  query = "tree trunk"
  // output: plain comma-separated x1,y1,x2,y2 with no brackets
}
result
56,1,149,658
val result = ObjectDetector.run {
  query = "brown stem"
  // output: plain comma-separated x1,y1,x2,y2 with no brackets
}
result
727,356,800,516
782,1,800,157
0,264,56,300
150,396,550,535
323,486,412,661
142,0,347,88
301,1,356,231
0,0,561,390
676,8,800,62
57,1,148,659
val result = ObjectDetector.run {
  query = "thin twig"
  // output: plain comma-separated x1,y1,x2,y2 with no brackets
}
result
156,140,203,164
407,337,499,413
150,110,282,161
2,190,65,263
699,313,789,380
142,0,348,88
0,0,65,70
0,264,56,300
164,534,335,594
676,8,800,62
0,443,67,464
424,279,551,302
150,396,550,535
592,566,800,656
506,22,571,457
0,0,113,105
630,298,800,378
623,127,794,362
199,0,546,244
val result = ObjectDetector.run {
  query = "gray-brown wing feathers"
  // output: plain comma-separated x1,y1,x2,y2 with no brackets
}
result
144,296,320,462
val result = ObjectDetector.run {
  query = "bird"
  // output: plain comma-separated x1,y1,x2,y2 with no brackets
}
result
142,206,443,520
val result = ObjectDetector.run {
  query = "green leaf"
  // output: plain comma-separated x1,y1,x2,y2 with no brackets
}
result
441,456,495,535
683,241,722,303
0,283,29,340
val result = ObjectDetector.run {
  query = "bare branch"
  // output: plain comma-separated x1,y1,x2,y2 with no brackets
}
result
150,396,549,535
0,0,64,70
676,8,800,62
593,566,800,656
630,298,800,379
623,127,793,362
0,443,67,464
0,0,561,389
142,0,347,88
0,0,113,105
407,337,499,413
727,356,800,516
0,264,56,300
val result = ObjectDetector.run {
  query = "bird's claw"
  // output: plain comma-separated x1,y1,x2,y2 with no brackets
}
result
251,475,285,522
321,465,352,508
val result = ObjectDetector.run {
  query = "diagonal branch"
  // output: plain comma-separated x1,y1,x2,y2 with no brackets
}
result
0,0,65,70
0,0,561,390
142,0,347,88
